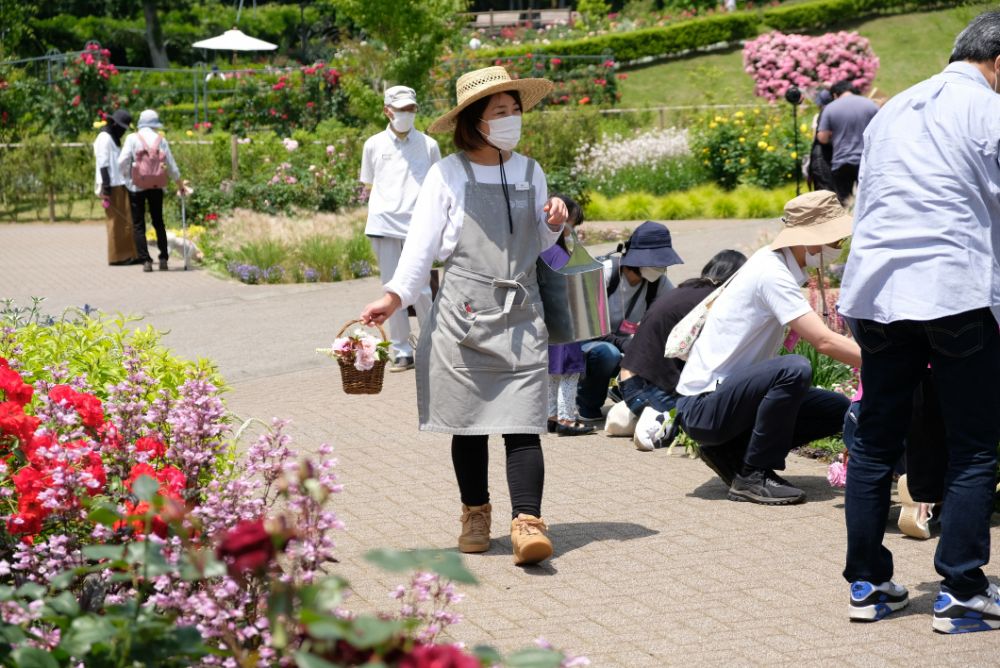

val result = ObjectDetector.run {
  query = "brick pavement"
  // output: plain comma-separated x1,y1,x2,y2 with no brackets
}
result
2,221,998,667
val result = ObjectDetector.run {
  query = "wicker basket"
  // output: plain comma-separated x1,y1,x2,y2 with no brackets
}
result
331,319,388,395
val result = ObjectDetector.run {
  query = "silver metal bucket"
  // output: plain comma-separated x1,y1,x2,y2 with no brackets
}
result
537,230,611,344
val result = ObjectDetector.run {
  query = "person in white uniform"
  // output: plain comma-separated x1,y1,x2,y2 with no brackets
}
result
360,85,441,372
361,67,568,566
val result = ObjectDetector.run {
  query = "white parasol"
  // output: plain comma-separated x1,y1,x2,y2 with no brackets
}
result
192,28,277,52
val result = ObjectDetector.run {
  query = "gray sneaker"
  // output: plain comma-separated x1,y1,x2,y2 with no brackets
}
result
728,468,806,505
389,356,414,373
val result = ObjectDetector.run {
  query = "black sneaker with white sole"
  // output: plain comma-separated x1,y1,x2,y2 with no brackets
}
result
389,356,414,373
728,468,806,505
932,583,1000,634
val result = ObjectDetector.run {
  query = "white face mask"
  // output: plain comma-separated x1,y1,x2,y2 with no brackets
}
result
805,245,842,268
480,115,522,151
639,266,667,282
389,111,415,134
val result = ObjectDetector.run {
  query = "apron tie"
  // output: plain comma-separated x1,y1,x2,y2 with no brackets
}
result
492,274,529,314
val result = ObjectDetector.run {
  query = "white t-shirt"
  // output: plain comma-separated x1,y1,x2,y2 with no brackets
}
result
384,151,560,307
93,132,124,194
676,246,812,396
360,127,441,238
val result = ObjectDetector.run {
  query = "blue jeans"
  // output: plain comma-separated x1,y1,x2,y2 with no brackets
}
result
845,310,1000,596
576,341,622,419
620,375,677,415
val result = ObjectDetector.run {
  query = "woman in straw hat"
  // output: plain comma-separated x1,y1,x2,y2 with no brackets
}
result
361,66,568,566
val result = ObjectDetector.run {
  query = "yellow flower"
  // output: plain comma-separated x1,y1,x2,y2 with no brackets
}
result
800,123,809,134
738,137,746,143
714,115,724,122
734,111,745,118
767,146,775,152
764,124,772,131
92,120,107,129
757,141,768,149
753,108,761,115
739,158,747,165
702,148,709,153
703,160,710,165
186,130,194,137
709,122,717,129
790,151,798,159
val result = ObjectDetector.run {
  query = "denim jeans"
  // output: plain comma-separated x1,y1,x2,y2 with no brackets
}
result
844,309,1000,596
620,375,677,415
676,355,849,470
576,341,622,419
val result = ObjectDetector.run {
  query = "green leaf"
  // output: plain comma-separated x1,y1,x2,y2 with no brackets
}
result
48,570,77,591
473,645,503,664
294,651,340,668
132,474,160,502
45,591,80,617
82,544,128,562
0,625,27,645
364,548,478,585
14,582,46,600
343,616,404,649
10,647,59,668
0,585,14,601
60,616,116,657
180,549,227,581
504,648,565,668
87,502,123,527
304,618,346,640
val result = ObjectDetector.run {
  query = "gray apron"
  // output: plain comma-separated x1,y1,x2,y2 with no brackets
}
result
415,153,548,435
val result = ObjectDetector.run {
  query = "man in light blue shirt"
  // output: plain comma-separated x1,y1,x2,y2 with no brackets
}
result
837,12,1000,633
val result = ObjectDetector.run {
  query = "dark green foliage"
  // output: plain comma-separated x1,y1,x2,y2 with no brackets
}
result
762,0,971,33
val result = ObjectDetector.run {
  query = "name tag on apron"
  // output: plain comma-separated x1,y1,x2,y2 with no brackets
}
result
515,182,529,191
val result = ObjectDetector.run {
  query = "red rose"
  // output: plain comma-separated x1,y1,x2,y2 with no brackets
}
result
0,366,33,406
116,500,169,538
134,436,166,459
126,463,158,491
0,402,40,449
399,644,480,668
73,392,104,430
156,465,186,499
216,519,276,578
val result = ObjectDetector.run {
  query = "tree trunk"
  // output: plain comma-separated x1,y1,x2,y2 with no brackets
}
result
143,0,170,68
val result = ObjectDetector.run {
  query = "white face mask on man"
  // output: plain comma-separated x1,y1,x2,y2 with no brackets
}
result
389,111,415,134
639,266,667,282
480,115,522,151
805,245,842,268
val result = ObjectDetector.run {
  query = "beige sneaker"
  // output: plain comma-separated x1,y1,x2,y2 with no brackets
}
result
458,503,492,553
511,513,553,565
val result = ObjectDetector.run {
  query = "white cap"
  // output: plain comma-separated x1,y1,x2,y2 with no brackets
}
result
384,85,417,109
137,109,163,129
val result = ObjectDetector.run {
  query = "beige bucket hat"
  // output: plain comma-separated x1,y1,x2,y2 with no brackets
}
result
770,190,853,250
428,66,553,134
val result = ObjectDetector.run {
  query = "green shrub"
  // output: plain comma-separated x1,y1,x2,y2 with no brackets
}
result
584,182,796,220
589,156,709,197
235,239,291,271
655,194,695,220
298,235,346,282
0,300,220,394
691,107,800,190
708,191,739,218
479,13,761,66
761,0,968,32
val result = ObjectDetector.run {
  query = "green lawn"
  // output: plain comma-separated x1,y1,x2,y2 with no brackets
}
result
619,2,995,109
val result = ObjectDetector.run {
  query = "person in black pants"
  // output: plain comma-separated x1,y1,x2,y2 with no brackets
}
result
118,109,183,272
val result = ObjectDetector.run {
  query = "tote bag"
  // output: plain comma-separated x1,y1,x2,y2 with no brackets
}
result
663,272,739,360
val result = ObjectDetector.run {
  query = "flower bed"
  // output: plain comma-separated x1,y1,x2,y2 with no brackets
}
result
0,304,586,666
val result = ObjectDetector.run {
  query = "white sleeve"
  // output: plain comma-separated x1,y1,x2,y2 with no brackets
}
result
359,139,374,184
116,135,131,173
384,164,452,307
95,134,113,170
161,137,181,180
533,162,561,251
429,138,442,164
759,267,812,326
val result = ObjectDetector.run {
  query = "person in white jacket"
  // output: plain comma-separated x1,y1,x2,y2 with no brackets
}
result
93,109,137,265
118,109,182,272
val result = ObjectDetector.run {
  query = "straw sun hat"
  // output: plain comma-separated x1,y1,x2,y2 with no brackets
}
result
427,66,553,134
770,190,853,250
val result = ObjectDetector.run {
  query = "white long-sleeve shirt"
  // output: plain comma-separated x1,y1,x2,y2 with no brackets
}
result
117,127,181,192
93,131,124,195
384,152,560,307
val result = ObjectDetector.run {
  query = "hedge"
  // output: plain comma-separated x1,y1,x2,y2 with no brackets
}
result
479,13,761,66
761,0,974,32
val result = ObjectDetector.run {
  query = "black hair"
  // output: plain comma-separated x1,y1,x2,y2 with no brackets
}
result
677,249,747,289
950,12,1000,63
453,90,523,152
830,80,858,98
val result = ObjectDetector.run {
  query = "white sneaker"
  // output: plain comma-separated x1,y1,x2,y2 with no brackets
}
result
933,583,1000,634
849,580,909,621
633,407,670,452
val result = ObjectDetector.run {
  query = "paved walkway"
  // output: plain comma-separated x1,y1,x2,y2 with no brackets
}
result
2,221,998,667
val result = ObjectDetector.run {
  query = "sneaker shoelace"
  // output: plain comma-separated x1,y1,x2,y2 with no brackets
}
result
516,516,548,536
464,509,488,533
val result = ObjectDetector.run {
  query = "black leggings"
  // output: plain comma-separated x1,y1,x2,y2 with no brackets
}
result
451,434,544,519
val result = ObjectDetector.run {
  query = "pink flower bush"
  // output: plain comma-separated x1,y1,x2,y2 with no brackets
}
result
743,31,880,102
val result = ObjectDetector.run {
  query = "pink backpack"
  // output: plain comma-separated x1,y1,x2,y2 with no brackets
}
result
131,134,168,189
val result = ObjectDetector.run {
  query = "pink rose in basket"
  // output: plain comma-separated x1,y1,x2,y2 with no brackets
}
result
321,328,390,372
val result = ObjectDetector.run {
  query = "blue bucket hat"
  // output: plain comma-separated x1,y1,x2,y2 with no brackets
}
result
621,221,683,268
